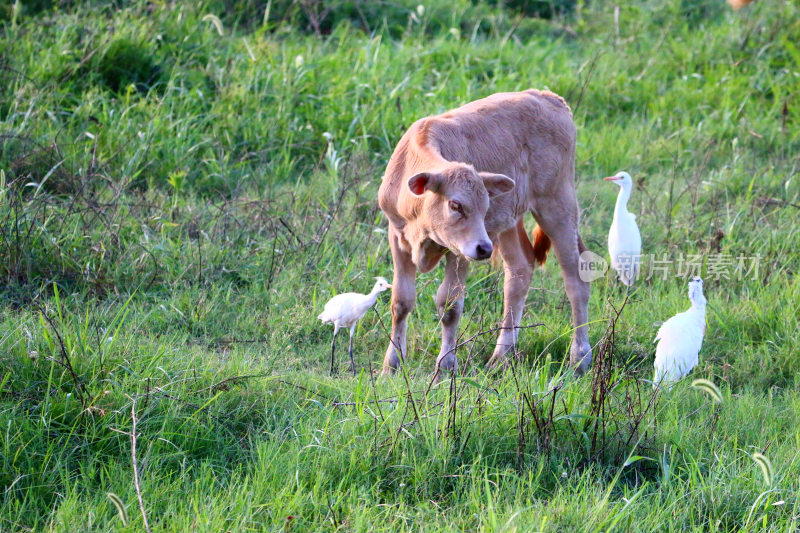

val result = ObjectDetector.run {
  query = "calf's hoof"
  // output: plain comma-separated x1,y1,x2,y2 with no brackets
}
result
485,353,509,371
433,352,457,383
570,343,592,376
436,352,457,372
486,343,514,370
382,351,402,376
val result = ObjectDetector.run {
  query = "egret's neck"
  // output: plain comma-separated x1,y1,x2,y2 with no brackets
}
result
689,295,707,312
614,185,632,216
368,285,384,298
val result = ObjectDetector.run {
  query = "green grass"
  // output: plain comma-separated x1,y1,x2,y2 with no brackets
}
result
1,0,800,530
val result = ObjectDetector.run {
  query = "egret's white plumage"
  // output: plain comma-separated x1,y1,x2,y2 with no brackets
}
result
653,276,707,389
605,171,642,287
318,277,392,375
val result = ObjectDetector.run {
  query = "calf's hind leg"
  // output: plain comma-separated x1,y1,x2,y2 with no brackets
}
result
534,204,592,375
487,222,535,368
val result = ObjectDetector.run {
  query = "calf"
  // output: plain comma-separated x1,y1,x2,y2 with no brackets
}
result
378,89,591,377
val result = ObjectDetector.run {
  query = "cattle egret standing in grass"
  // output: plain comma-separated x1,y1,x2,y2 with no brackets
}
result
318,277,392,376
605,171,641,287
653,276,707,389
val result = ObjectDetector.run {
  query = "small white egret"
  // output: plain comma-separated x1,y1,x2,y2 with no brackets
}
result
605,171,642,287
318,277,392,376
653,276,707,389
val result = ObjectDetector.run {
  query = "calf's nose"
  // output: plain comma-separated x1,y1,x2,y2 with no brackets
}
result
474,240,493,260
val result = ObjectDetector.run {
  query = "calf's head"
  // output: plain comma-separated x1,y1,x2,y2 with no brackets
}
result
405,163,514,270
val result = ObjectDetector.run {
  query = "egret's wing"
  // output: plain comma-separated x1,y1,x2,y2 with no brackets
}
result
653,312,704,385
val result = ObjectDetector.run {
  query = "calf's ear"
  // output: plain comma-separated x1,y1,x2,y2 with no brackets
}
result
480,172,515,197
407,172,441,196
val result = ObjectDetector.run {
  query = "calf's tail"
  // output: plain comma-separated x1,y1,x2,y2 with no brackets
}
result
528,222,551,266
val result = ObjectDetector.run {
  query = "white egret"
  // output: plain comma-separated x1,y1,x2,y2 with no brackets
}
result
605,171,642,287
653,276,707,389
318,277,392,376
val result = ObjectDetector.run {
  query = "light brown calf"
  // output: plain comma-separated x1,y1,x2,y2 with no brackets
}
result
378,89,591,377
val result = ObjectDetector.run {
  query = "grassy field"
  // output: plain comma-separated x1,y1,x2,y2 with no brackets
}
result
1,0,799,530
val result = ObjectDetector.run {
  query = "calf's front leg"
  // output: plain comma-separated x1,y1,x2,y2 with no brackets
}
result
433,252,469,381
382,226,417,374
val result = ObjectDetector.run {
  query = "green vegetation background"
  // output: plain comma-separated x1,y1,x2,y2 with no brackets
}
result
1,0,799,530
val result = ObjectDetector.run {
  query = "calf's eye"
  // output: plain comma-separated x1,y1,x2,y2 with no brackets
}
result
448,200,462,213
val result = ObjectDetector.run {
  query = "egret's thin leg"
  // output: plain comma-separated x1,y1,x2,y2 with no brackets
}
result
348,324,357,376
330,326,339,376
